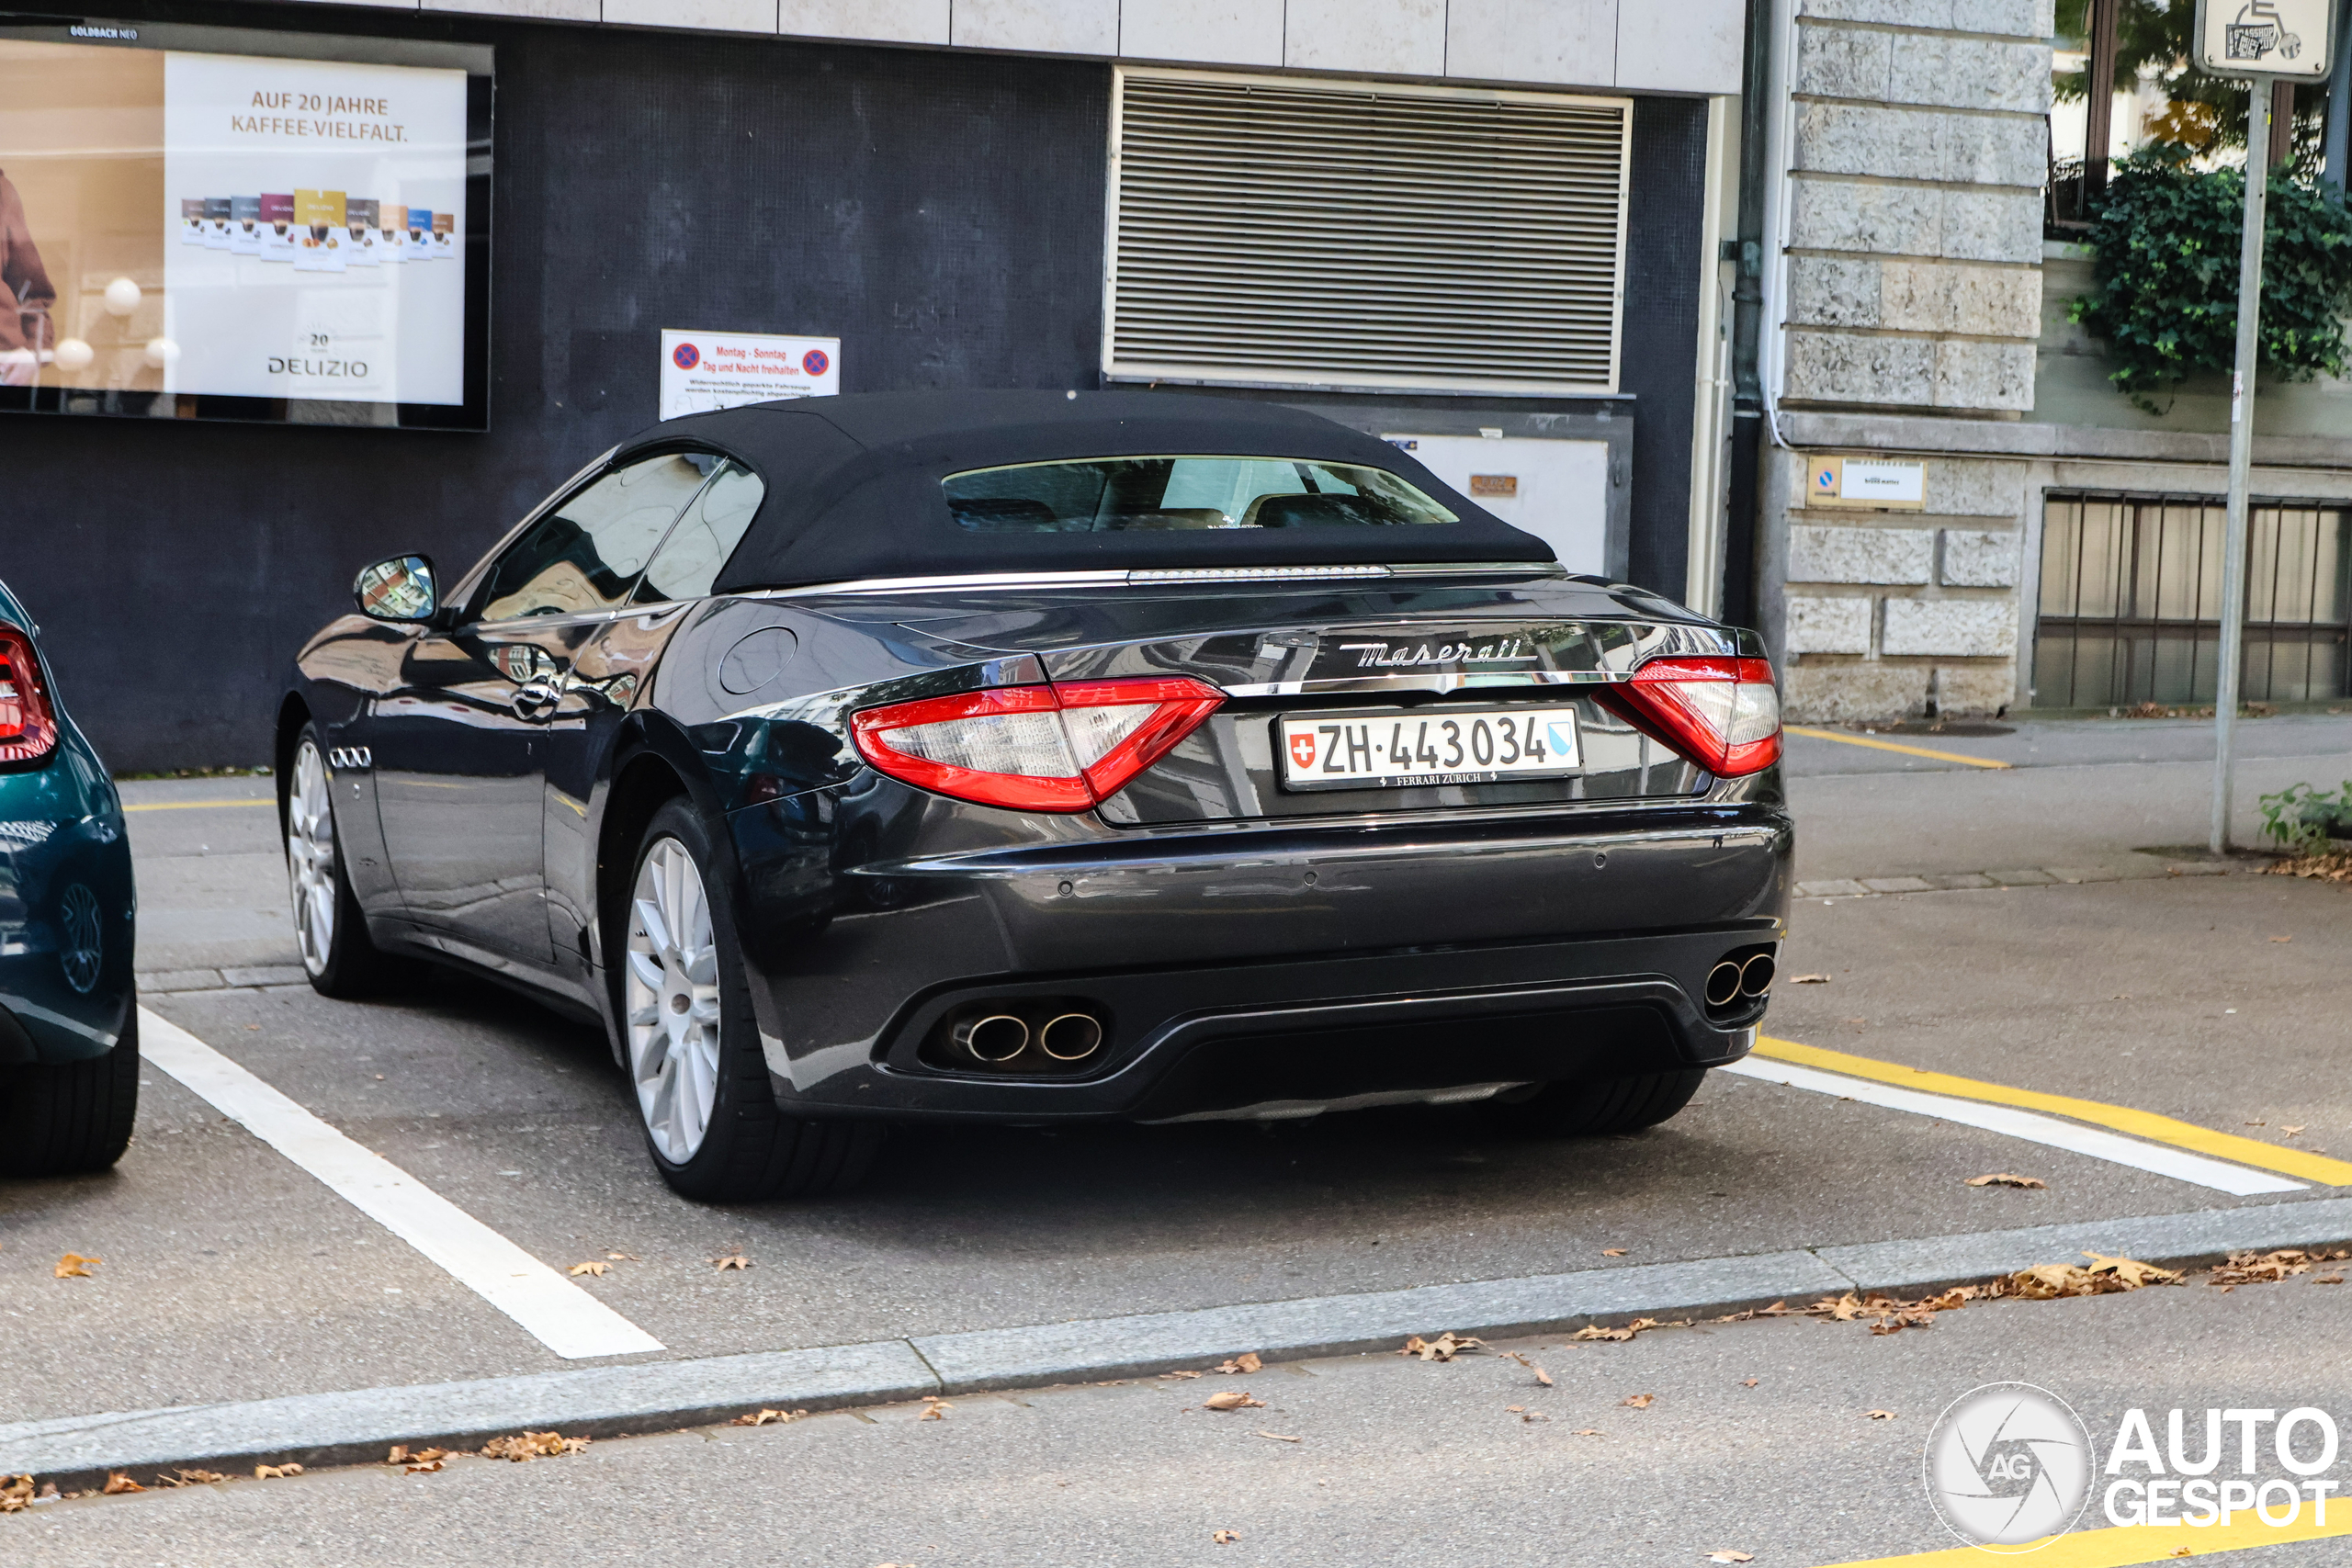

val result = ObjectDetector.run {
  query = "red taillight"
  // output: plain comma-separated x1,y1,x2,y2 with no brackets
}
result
1603,655,1781,777
0,626,58,768
850,676,1226,813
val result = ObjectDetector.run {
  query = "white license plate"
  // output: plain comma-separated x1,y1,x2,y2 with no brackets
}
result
1278,705,1581,791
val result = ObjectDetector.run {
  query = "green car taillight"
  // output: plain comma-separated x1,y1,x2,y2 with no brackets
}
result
0,626,59,767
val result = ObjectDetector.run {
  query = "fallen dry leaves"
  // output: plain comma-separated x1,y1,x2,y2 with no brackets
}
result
1507,1352,1554,1386
480,1432,587,1462
1789,974,1830,984
1573,1317,1665,1342
1253,1430,1301,1443
1865,1409,1898,1420
1398,1332,1485,1361
566,1261,609,1278
53,1254,99,1280
1707,1553,1757,1564
386,1446,454,1470
2263,854,2352,885
253,1463,303,1481
2008,1252,2182,1299
1621,1393,1655,1409
101,1472,143,1495
1215,1353,1262,1374
1571,1427,1603,1436
709,1252,751,1270
919,1397,952,1422
1159,1369,1203,1381
2211,1248,2349,1285
158,1470,231,1488
1600,1248,1628,1257
1966,1173,2047,1189
0,1474,36,1513
1212,1530,1241,1545
1202,1389,1266,1412
732,1409,808,1427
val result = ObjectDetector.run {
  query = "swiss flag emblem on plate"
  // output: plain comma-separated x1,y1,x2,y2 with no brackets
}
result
1288,732,1318,769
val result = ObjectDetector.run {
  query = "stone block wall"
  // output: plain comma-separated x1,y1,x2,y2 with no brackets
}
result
1779,0,2052,413
1770,0,2050,720
1775,447,2029,720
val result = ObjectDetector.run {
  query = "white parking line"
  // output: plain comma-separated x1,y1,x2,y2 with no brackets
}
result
137,1007,665,1359
1720,1055,2304,1197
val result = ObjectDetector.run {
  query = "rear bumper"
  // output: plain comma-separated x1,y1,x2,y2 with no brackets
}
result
0,814,135,1066
730,795,1791,1122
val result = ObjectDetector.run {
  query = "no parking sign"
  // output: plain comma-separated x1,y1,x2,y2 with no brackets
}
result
658,328,840,420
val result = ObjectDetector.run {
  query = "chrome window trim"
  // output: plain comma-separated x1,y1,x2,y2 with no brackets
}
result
736,561,1567,602
1220,668,1621,698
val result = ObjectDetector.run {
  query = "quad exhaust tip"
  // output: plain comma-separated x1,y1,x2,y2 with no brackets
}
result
956,1014,1030,1063
1039,1013,1103,1061
1704,952,1777,1010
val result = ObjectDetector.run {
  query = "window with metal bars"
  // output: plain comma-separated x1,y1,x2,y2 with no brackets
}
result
1103,69,1631,395
2035,491,2352,706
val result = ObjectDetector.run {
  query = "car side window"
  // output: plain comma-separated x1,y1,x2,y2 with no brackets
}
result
467,453,718,624
633,462,765,604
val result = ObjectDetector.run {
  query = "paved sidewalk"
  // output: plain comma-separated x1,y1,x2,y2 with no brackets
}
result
15,1270,2352,1568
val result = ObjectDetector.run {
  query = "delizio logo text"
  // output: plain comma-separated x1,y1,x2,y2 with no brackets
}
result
1925,1386,2344,1551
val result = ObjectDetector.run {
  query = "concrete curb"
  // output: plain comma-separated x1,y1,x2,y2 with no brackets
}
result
9,1196,2352,1489
1793,862,2239,899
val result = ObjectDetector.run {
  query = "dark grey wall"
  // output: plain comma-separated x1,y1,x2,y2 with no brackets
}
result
5,8,1109,772
1620,96,1710,599
3,4,1708,773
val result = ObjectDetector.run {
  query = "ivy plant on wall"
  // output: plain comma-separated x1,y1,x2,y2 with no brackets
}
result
2072,146,2352,413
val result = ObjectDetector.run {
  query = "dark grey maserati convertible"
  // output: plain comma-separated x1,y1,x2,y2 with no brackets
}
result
279,390,1791,1201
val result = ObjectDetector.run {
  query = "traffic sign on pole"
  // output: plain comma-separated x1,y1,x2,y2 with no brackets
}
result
2196,0,2336,77
2190,2,2332,852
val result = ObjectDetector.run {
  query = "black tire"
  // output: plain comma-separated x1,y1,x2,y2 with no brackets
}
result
288,723,391,998
0,1008,140,1176
623,799,882,1202
1487,1067,1708,1137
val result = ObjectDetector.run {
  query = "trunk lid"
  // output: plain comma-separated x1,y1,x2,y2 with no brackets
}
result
888,574,1736,825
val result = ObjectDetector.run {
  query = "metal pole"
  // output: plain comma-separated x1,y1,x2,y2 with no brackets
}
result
2212,83,2273,855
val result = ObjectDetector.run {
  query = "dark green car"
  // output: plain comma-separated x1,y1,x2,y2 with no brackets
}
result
0,577,137,1175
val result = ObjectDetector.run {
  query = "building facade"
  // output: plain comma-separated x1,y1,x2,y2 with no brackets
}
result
2,0,1748,771
1757,0,2352,722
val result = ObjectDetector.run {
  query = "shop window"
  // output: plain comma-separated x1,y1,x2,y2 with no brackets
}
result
2050,1,2328,236
1102,69,1630,395
2035,491,2352,705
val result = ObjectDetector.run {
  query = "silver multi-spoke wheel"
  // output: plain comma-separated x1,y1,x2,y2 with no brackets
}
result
288,739,338,976
626,837,723,1163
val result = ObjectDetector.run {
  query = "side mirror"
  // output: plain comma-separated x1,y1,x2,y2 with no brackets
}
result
354,555,438,624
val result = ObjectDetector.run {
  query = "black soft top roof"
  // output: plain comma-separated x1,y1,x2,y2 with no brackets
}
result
619,389,1556,592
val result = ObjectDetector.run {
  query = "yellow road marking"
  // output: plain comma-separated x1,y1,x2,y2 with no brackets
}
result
1757,1037,2352,1187
1821,1508,2352,1565
1785,726,2013,769
121,798,274,813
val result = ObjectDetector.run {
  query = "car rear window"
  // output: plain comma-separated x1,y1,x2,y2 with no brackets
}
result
942,457,1460,533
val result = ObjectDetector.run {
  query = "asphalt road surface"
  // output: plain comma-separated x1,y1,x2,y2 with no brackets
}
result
8,714,2352,1564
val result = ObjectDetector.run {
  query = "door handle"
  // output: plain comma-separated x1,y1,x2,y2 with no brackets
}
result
513,678,563,722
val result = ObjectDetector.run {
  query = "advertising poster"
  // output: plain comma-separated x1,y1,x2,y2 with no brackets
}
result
0,27,478,415
660,329,841,420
